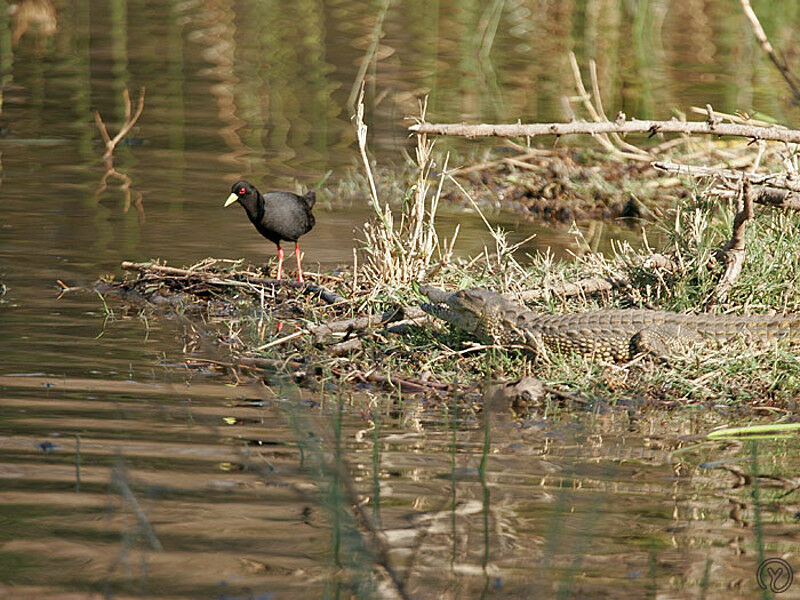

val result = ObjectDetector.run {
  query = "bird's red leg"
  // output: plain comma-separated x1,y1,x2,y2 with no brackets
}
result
275,244,284,280
294,242,304,283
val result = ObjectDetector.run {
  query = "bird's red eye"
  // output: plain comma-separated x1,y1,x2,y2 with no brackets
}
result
239,187,246,195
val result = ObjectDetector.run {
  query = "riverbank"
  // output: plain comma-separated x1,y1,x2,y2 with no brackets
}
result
97,147,800,416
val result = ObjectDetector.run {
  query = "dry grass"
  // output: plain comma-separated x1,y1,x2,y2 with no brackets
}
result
357,92,458,295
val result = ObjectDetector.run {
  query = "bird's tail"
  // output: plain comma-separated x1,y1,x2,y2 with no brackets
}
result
303,191,316,209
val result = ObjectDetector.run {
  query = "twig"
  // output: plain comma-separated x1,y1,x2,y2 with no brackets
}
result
653,160,800,193
588,59,648,157
409,119,800,144
566,53,618,156
94,87,147,223
56,279,84,300
566,53,650,161
328,337,364,356
252,329,308,351
360,371,445,394
688,106,776,128
234,356,305,372
739,0,800,103
708,180,754,306
309,307,404,340
95,87,146,164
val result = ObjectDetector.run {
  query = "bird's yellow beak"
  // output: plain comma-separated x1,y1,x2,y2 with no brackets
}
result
224,193,238,207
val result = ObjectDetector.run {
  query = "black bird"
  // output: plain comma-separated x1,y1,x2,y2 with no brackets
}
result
224,180,316,282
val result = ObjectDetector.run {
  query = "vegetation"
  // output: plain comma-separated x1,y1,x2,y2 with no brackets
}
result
101,111,800,416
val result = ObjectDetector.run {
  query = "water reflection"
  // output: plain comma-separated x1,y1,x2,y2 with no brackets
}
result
93,86,146,224
11,0,57,48
3,372,798,597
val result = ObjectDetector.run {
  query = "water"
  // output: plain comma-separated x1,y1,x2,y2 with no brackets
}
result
2,0,800,597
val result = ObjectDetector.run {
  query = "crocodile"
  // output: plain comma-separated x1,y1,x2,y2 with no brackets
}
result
420,285,800,361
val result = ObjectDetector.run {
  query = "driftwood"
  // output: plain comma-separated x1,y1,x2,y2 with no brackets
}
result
120,261,345,305
409,118,800,144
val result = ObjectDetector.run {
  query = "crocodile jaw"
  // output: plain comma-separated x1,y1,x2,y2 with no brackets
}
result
420,303,481,335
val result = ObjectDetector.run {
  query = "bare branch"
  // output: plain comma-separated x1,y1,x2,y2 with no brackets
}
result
587,58,648,157
653,160,800,193
109,87,146,153
567,53,617,155
739,0,800,102
93,111,112,145
410,118,800,144
711,185,800,211
94,87,147,221
709,180,754,306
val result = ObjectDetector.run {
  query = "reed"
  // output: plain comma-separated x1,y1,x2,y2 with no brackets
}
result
356,91,458,293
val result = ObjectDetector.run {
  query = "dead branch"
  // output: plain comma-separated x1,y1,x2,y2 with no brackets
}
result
739,0,800,103
708,180,754,306
566,53,650,161
750,187,800,210
409,118,800,144
56,279,85,300
328,337,364,356
653,160,800,193
94,87,147,223
309,307,403,340
688,106,776,128
308,305,427,340
95,87,147,164
120,261,345,304
710,185,800,211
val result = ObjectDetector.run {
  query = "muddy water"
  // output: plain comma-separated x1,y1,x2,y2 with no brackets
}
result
2,1,800,598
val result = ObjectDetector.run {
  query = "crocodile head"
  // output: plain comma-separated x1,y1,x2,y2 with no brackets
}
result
421,286,527,344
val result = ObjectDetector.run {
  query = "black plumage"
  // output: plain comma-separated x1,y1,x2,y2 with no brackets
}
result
224,180,315,281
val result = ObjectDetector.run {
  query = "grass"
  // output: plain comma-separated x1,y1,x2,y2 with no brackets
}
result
345,141,800,411
101,96,800,415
